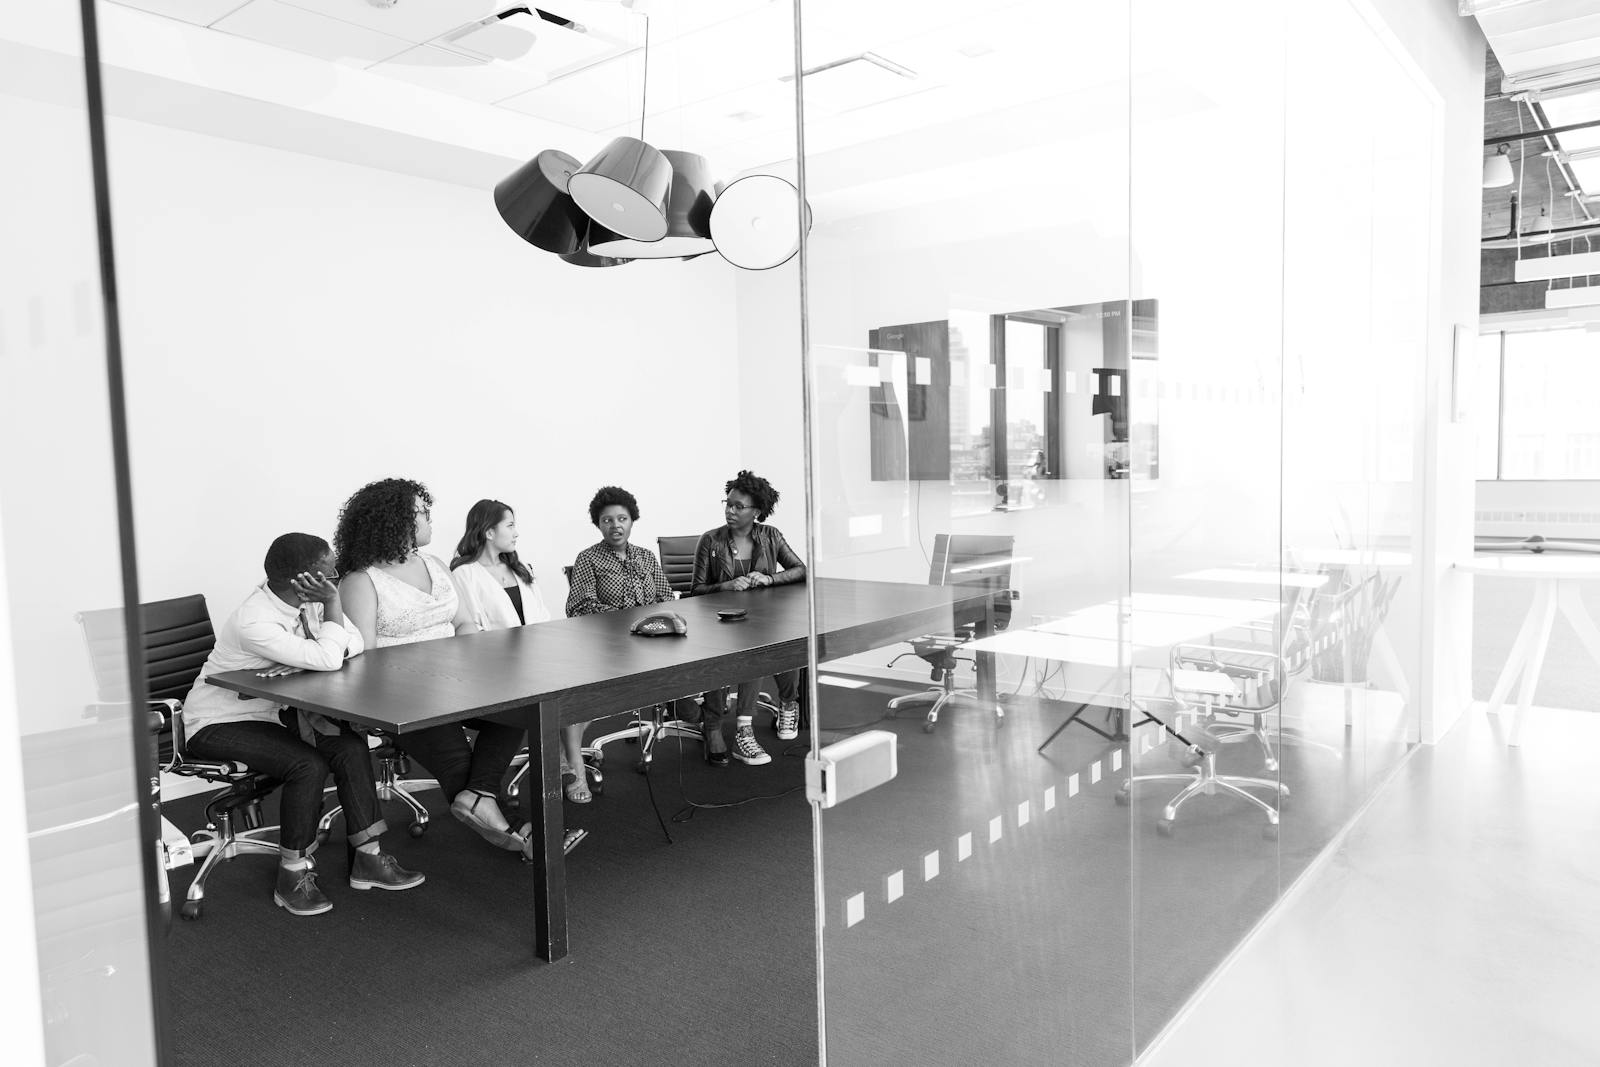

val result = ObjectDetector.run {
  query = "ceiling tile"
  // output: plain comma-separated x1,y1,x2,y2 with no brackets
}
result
212,0,414,64
106,0,255,26
373,44,552,103
274,0,500,46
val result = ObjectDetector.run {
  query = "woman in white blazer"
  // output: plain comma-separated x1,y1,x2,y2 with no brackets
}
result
448,499,594,806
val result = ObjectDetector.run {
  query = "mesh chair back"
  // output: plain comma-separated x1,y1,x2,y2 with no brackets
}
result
929,534,1015,631
657,535,702,596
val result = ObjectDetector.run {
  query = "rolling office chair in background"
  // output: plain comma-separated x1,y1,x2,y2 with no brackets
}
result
1114,577,1378,837
78,595,282,920
886,533,1016,732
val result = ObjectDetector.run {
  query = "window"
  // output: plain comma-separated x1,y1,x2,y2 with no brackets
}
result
1477,327,1600,480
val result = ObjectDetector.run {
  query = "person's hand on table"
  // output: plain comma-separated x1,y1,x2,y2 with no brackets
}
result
255,664,304,679
728,575,754,591
749,572,773,588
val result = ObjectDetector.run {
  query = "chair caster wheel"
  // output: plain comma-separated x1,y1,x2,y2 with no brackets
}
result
995,716,1006,728
922,720,936,733
1156,819,1176,838
1114,790,1130,807
1262,822,1279,840
314,830,330,847
408,822,426,838
635,760,649,773
179,901,202,921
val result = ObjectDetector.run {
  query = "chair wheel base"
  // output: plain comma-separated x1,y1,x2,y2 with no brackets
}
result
179,901,203,921
408,823,426,838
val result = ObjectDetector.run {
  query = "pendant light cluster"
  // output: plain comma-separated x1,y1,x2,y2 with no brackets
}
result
493,139,807,270
493,15,806,271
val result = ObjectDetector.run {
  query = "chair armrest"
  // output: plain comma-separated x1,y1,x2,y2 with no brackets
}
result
171,759,255,779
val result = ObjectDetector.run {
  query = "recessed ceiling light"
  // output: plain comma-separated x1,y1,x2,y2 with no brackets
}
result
728,110,762,122
958,43,995,59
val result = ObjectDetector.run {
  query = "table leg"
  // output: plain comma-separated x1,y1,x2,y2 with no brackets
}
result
521,699,567,961
1555,580,1600,671
1510,583,1558,748
1485,581,1552,717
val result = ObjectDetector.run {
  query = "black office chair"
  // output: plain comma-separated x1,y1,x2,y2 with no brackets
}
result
315,731,435,844
887,534,1016,732
582,537,710,773
77,595,282,921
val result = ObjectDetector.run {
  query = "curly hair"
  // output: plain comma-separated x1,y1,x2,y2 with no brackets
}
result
334,478,433,575
449,498,534,586
725,469,779,522
587,486,640,526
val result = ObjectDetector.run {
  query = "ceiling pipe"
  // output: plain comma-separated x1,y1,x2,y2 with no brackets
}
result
1483,115,1600,144
1516,98,1596,225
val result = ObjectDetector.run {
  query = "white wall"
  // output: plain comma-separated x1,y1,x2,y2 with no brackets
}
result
108,118,747,625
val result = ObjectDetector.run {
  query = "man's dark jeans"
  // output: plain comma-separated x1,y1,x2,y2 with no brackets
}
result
187,713,385,854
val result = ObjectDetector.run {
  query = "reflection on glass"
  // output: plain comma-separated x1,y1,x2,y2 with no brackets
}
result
2,4,161,1063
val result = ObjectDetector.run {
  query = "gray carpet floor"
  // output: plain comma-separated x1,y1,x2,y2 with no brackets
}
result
161,682,1389,1067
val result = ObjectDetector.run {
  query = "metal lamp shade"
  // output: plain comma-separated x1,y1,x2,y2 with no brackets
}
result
567,136,673,243
588,150,717,259
493,149,588,254
559,223,634,268
709,174,811,270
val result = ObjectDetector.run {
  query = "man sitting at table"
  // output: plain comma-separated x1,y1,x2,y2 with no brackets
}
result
181,532,424,916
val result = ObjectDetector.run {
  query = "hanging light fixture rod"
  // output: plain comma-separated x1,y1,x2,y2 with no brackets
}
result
1484,116,1600,145
781,51,917,82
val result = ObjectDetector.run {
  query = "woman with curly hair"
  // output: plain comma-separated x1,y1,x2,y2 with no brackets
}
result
335,478,536,855
448,498,595,805
691,470,807,765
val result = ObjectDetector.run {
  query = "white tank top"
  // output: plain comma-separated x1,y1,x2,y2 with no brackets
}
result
365,554,457,648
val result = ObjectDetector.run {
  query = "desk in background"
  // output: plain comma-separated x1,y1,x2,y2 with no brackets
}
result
208,578,990,963
1457,554,1600,745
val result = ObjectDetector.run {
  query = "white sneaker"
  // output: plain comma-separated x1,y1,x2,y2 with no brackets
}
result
775,701,800,741
732,728,771,765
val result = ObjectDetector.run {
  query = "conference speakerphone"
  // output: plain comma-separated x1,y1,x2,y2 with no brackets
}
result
805,730,897,808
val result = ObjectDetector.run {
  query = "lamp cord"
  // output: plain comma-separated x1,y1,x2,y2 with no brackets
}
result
639,14,649,141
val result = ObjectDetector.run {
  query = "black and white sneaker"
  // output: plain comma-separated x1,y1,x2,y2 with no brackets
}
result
731,728,771,765
774,701,800,741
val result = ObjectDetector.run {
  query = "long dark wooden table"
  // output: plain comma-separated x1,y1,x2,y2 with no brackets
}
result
208,578,990,962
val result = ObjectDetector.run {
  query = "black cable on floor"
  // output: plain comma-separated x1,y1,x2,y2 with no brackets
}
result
666,728,806,825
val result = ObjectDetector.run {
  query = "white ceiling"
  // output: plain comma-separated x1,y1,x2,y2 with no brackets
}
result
94,0,1133,183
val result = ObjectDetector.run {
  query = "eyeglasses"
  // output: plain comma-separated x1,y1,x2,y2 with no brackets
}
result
721,500,756,511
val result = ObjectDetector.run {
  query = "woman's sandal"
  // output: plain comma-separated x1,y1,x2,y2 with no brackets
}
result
563,774,592,804
514,824,588,860
449,790,522,852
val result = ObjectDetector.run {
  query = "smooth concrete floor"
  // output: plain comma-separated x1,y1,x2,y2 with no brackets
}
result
1139,702,1600,1067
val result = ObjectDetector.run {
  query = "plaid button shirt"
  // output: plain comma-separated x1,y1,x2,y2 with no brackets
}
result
564,541,675,617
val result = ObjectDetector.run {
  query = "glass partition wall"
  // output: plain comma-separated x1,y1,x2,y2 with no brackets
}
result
798,0,1424,1062
1,4,164,1065
20,0,1432,1060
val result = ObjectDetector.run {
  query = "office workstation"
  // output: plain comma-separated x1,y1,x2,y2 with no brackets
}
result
15,0,1600,1066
